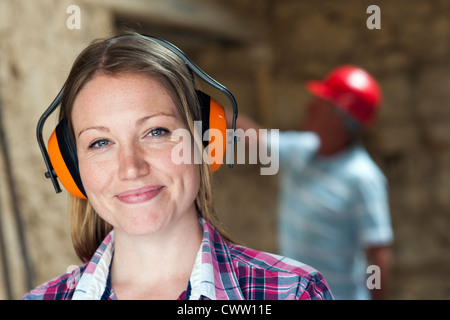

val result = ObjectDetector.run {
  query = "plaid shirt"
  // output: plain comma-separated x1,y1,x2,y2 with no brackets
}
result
23,218,332,300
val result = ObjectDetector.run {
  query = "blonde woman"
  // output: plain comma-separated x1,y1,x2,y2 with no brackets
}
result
24,34,332,300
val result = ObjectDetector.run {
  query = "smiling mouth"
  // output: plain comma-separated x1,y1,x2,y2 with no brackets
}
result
115,186,164,204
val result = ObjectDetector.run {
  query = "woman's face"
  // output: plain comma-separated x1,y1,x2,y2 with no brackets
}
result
71,73,200,236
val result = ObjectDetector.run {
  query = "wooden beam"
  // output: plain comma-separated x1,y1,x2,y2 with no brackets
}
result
84,0,259,44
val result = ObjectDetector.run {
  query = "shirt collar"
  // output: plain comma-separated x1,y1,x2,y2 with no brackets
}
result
72,231,115,300
71,218,244,300
194,218,245,300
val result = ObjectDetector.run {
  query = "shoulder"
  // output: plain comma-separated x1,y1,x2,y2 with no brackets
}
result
227,243,333,300
202,218,332,299
276,131,320,169
344,145,386,184
278,131,320,151
22,264,87,300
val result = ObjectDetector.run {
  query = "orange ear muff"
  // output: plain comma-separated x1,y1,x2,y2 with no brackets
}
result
38,35,238,199
48,119,87,199
48,92,225,199
208,97,227,172
197,90,227,172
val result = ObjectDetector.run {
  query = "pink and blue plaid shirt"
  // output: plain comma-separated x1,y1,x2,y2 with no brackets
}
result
23,218,332,300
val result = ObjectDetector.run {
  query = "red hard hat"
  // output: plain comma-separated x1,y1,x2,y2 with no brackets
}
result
306,65,382,127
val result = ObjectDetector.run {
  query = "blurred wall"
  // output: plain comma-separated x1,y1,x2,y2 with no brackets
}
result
0,0,114,299
207,0,450,300
0,0,449,299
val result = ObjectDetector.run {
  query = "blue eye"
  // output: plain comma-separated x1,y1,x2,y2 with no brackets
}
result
88,139,110,149
148,128,169,137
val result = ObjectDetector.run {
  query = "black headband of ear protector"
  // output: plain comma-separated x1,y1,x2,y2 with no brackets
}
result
36,34,238,195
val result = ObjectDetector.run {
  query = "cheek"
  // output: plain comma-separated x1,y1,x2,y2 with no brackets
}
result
163,147,201,202
78,158,113,194
164,146,201,189
182,163,201,192
179,164,201,208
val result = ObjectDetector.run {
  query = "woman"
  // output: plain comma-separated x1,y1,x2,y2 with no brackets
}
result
23,33,332,300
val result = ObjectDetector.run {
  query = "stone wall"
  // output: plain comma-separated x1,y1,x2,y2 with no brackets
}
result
0,0,114,298
0,0,449,299
213,0,450,300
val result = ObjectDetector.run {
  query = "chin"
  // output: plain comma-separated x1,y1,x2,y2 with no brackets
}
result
120,210,171,236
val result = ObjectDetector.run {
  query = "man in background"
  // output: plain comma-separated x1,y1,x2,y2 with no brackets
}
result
233,65,394,299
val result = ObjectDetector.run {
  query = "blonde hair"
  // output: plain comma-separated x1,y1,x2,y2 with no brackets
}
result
60,33,231,262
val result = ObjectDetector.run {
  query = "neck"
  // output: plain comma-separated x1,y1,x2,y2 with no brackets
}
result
318,140,351,157
110,208,202,299
317,131,354,157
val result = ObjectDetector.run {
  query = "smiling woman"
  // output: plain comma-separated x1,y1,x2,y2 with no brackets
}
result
72,73,201,242
24,33,333,300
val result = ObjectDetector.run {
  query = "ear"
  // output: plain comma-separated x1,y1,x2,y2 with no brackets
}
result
48,118,87,199
196,90,227,172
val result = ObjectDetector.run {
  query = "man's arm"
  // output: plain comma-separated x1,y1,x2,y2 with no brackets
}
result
366,245,393,300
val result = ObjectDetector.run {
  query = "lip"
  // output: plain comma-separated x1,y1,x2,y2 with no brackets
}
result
115,185,164,204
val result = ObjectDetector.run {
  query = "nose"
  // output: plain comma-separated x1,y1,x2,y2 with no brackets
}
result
118,143,150,181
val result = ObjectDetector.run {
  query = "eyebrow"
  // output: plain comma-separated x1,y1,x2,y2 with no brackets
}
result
77,112,177,138
77,125,109,138
135,112,176,127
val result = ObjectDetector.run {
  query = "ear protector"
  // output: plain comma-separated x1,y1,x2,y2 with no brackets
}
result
36,34,238,199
